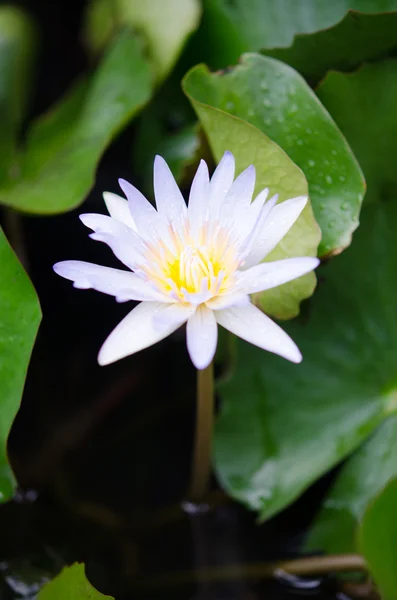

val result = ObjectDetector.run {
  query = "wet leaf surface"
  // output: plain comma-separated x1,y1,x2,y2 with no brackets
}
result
216,199,397,520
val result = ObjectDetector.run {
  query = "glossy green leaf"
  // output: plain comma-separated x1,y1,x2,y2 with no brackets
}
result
38,564,113,600
0,30,152,214
215,200,397,520
317,60,397,205
183,56,364,257
0,229,41,501
183,69,321,320
196,0,397,68
307,416,397,554
359,478,397,600
0,6,36,186
84,0,201,81
266,11,397,84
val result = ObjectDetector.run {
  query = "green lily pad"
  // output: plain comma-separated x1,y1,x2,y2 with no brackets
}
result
38,564,113,599
266,11,397,84
307,415,397,554
0,30,152,214
183,55,364,257
0,229,41,501
84,0,201,82
183,69,321,319
215,200,397,520
195,0,397,68
359,478,397,600
0,6,36,186
317,60,397,205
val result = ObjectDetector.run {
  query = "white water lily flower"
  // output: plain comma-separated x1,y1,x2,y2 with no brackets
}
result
54,152,319,369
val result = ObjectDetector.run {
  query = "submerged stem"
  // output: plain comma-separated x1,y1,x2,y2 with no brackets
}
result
187,362,214,501
139,554,368,589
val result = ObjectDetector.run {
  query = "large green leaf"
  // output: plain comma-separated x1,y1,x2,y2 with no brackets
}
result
215,200,397,520
317,60,397,205
38,564,113,599
0,229,41,501
183,56,364,257
307,416,397,554
183,70,321,320
359,478,397,600
0,6,36,186
266,11,397,84
84,0,201,81
0,30,152,214
196,0,397,68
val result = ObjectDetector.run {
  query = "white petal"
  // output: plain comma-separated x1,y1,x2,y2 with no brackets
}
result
153,155,187,232
103,192,137,231
236,257,320,295
186,305,218,370
244,196,308,268
215,304,302,363
53,260,170,302
188,159,210,238
118,178,171,245
98,301,193,366
224,164,256,214
209,151,235,211
238,194,278,260
80,213,146,270
206,293,250,310
232,186,270,245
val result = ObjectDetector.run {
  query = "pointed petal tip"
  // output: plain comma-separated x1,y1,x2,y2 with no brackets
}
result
289,348,303,364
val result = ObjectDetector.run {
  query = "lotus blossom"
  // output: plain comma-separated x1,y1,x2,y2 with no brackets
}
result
54,152,319,369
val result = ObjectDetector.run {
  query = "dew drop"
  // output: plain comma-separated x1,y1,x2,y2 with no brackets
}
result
260,81,269,91
247,108,255,117
339,175,346,182
325,175,333,185
263,98,272,107
264,117,272,126
308,159,315,167
331,149,338,156
341,202,349,211
297,139,303,146
306,127,312,134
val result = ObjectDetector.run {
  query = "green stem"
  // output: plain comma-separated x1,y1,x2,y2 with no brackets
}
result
187,362,214,501
139,554,367,589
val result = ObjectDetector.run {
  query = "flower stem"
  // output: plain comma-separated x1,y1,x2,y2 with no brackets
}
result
139,554,367,589
188,362,214,501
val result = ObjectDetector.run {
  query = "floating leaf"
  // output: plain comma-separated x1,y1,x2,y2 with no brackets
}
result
215,200,397,520
266,11,397,84
0,229,41,501
183,69,320,319
0,6,36,185
0,30,152,214
183,56,364,257
84,0,201,81
317,60,397,205
196,0,397,68
307,415,397,554
38,564,113,599
359,478,397,600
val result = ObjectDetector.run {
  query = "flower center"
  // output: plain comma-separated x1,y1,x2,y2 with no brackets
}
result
167,245,220,294
141,225,241,304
